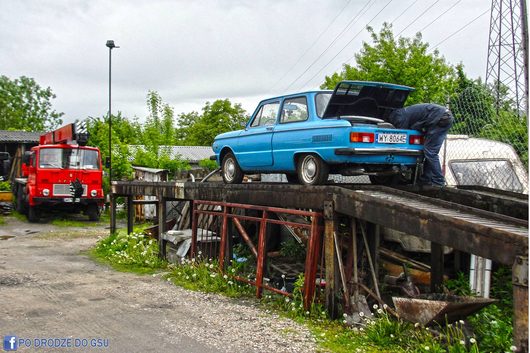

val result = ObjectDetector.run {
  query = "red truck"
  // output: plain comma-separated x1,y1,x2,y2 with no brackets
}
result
12,122,104,222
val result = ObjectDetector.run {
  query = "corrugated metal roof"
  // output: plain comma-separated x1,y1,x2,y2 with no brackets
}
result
0,130,41,143
132,166,168,174
130,145,213,163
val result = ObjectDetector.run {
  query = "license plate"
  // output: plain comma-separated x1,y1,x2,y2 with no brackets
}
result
377,133,407,144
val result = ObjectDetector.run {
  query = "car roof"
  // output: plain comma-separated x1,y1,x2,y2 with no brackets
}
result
259,90,333,103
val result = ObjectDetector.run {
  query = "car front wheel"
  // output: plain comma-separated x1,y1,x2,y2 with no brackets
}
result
297,154,329,185
222,152,244,184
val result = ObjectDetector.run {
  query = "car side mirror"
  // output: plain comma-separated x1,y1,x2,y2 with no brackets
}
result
22,151,32,165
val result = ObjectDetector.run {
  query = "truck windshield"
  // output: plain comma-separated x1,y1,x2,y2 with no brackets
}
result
39,148,100,170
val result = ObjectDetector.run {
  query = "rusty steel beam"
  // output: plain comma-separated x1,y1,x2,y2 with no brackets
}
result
255,211,268,299
219,205,229,270
233,217,258,258
324,201,340,319
303,215,321,310
127,196,134,234
191,202,198,258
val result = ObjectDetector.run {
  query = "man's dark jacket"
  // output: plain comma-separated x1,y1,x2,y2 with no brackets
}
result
387,103,451,132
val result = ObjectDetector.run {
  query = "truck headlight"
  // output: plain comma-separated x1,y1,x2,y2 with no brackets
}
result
91,190,97,197
43,189,50,196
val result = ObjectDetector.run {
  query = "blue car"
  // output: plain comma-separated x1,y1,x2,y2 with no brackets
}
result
212,81,424,185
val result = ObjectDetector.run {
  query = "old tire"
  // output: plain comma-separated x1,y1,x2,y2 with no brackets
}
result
87,204,100,221
16,186,27,214
28,206,39,223
297,154,329,186
221,153,244,184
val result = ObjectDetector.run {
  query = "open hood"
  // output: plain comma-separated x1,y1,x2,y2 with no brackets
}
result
322,81,414,120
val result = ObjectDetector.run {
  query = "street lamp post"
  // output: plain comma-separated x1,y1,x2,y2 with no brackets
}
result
106,39,119,185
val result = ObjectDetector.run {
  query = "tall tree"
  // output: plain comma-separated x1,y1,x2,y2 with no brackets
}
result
183,99,247,146
321,23,457,105
0,75,63,131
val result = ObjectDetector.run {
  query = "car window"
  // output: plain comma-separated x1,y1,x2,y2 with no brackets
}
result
449,160,523,192
281,97,308,123
250,102,279,127
315,93,331,118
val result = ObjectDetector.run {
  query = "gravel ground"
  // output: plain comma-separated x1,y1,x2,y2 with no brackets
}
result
0,216,318,353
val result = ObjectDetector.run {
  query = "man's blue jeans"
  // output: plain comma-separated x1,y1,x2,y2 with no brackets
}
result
420,121,453,186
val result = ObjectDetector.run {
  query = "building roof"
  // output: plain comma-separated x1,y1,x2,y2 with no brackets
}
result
130,145,213,163
132,166,168,174
0,130,41,143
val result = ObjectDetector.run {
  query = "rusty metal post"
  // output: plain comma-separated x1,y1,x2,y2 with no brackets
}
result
324,200,340,319
430,242,444,293
157,197,166,260
191,201,198,258
513,256,528,352
219,205,229,270
110,194,117,234
255,211,268,299
303,214,320,310
127,196,134,234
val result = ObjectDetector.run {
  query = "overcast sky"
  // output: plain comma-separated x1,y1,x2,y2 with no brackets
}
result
0,0,491,124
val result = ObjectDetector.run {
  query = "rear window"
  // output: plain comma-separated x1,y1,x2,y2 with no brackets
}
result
449,160,523,192
315,93,331,118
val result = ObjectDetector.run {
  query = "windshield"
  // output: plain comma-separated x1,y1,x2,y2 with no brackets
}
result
315,93,332,118
39,148,100,170
449,160,523,192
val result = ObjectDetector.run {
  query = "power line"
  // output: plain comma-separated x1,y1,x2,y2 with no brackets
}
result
419,0,462,33
300,0,394,90
268,0,353,92
396,0,440,37
390,0,419,25
432,8,489,50
282,0,376,92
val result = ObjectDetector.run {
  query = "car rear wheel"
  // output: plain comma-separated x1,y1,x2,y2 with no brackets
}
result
297,154,329,185
222,153,244,184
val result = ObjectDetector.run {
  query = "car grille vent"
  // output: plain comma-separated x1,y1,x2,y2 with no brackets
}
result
312,134,332,143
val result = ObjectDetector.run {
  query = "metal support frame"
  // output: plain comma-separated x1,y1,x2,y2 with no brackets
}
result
110,194,116,234
430,242,444,293
324,200,340,319
191,200,322,307
127,196,134,234
513,256,528,352
157,197,166,260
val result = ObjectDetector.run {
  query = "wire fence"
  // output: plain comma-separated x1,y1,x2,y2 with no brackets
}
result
448,85,528,193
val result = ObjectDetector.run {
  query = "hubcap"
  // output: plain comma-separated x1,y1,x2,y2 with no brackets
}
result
224,158,235,181
302,156,317,181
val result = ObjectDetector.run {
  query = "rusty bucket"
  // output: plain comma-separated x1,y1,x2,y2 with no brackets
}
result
392,294,496,326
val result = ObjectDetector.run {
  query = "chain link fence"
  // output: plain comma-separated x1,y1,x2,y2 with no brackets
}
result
448,85,528,193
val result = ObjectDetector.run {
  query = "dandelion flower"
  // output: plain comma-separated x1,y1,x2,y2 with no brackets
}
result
231,268,236,273
223,275,228,279
281,274,286,279
198,250,202,255
390,334,395,338
373,304,378,309
459,340,465,345
510,346,517,352
305,311,310,315
285,298,290,303
343,313,348,318
228,281,233,285
383,304,388,310
377,309,383,314
425,347,430,351
359,311,364,317
342,320,347,324
469,338,476,344
414,323,420,328
459,320,465,325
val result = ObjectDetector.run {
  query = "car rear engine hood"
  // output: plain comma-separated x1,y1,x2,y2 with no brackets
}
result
322,81,414,120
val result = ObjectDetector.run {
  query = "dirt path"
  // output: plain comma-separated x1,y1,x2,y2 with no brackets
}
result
0,216,317,353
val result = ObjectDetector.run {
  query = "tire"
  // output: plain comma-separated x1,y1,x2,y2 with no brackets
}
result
296,154,329,186
86,204,100,221
28,206,39,223
15,186,27,214
285,173,299,184
221,152,244,184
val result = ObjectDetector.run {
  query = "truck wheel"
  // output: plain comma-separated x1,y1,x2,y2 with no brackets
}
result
86,204,100,221
16,187,27,214
297,154,329,185
221,153,244,184
28,206,39,223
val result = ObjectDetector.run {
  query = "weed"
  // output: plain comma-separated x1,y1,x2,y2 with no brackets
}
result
91,229,166,274
0,216,5,225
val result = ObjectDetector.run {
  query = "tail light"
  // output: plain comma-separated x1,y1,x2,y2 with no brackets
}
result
350,132,374,143
409,135,424,145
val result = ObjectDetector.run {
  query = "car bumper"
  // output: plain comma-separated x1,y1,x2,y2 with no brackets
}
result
334,148,423,156
33,197,104,205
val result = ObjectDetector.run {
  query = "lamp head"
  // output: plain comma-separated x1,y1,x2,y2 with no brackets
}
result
106,40,116,49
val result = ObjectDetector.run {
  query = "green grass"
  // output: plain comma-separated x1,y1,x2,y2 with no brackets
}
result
0,216,5,225
50,218,103,227
91,228,166,275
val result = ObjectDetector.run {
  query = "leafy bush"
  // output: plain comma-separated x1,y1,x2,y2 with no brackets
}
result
0,181,11,191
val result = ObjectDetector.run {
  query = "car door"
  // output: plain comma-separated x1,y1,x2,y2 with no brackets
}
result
236,100,279,168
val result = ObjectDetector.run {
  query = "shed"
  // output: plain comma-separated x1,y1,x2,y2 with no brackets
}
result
0,130,41,180
132,166,169,220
